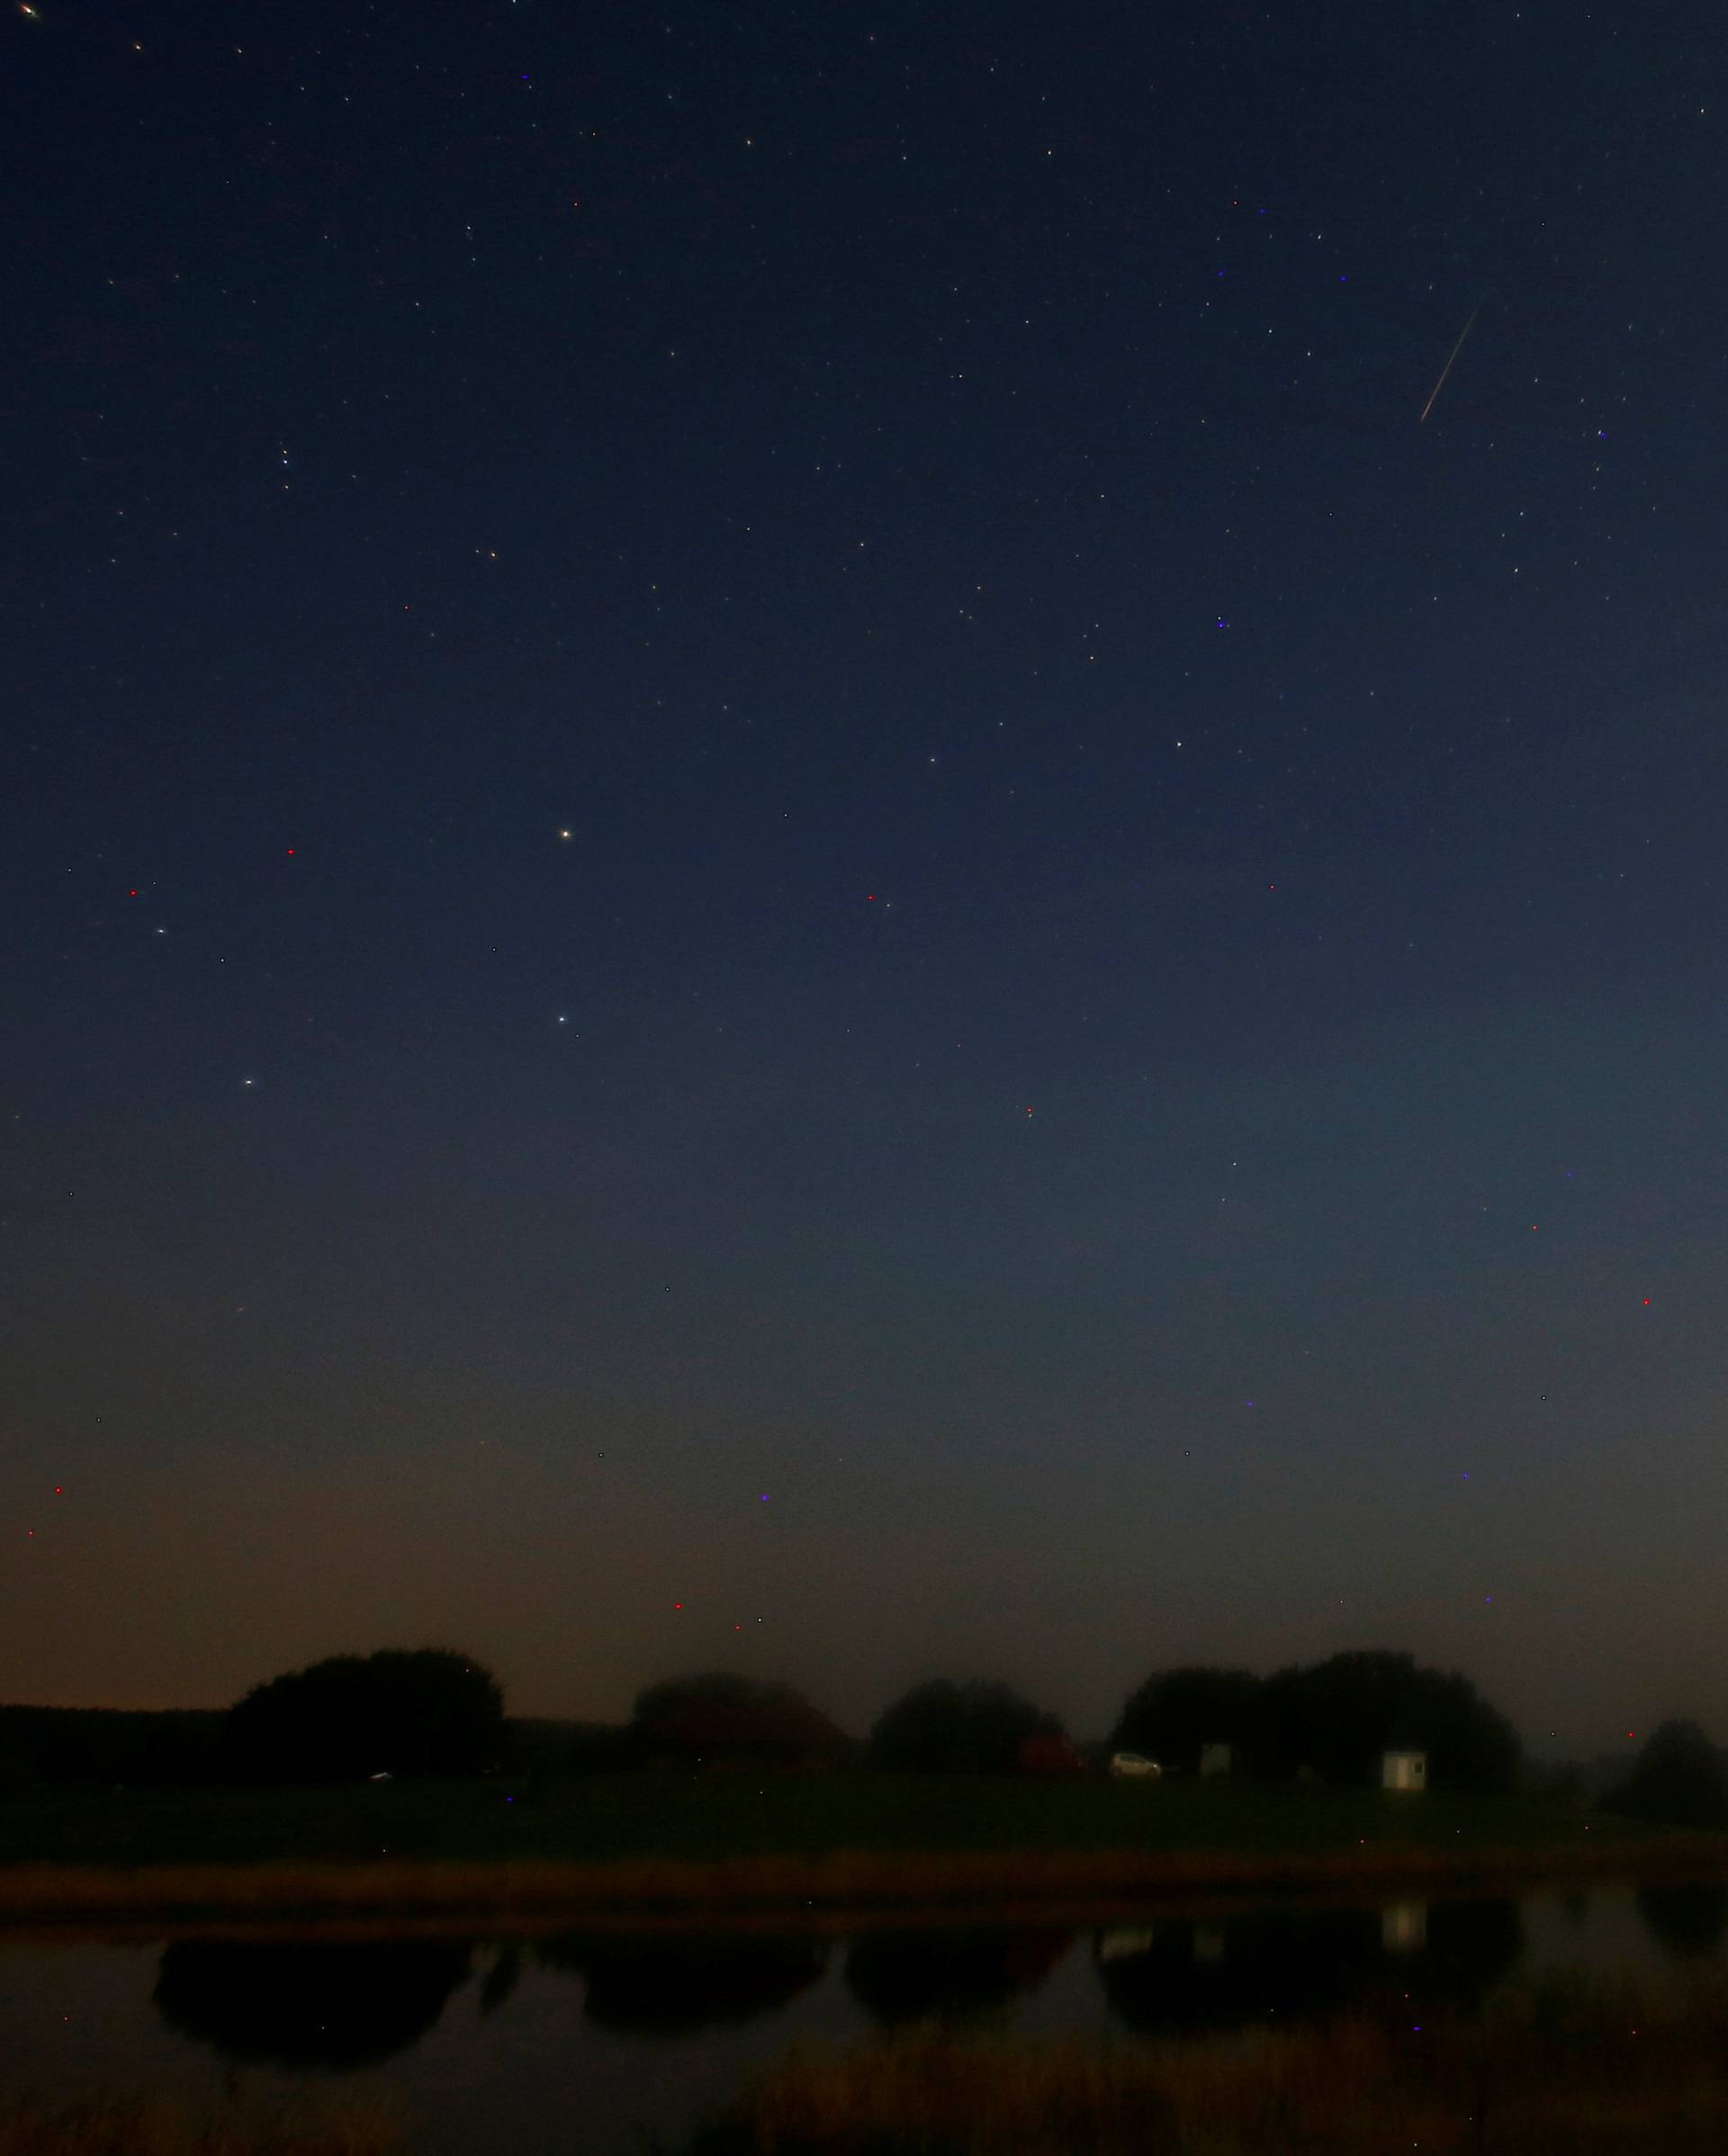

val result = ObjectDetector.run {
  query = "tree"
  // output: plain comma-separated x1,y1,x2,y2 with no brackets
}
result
869,1679,1062,1773
1602,1719,1728,1829
626,1672,847,1768
223,1648,504,1783
1112,1667,1264,1775
1254,1651,1519,1792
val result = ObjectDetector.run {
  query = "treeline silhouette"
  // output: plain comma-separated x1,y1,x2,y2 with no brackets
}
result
3,1645,1538,1794
1112,1655,1521,1792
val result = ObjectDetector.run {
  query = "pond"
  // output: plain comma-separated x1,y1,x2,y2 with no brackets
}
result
3,1883,1726,2151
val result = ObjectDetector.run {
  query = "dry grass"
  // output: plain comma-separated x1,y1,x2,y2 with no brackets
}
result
0,2095,399,2156
718,1978,1728,2152
2,1831,1727,1925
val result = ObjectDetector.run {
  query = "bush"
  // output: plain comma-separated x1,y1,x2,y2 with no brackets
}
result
869,1680,1063,1774
1112,1667,1263,1775
624,1673,849,1769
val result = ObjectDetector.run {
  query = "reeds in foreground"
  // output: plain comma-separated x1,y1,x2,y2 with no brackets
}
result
714,1975,1728,2152
0,2096,400,2156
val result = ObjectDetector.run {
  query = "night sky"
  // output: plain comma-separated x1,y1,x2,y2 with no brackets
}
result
6,0,1728,1751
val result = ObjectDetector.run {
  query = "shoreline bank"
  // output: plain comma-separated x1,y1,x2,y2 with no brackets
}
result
4,1831,1727,1930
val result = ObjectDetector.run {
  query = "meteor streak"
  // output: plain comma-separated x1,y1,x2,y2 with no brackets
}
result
1420,293,1487,422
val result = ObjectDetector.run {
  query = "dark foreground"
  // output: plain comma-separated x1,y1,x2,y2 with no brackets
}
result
703,1980,1728,2154
13,1974,1728,2152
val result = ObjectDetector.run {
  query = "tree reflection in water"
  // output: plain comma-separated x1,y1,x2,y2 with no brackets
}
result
1098,1899,1521,2036
153,1940,473,2070
1638,1883,1728,1962
845,1929,1071,2025
536,1934,829,2034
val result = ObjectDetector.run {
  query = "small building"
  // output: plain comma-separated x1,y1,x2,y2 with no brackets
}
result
1198,1743,1234,1779
1382,1749,1427,1792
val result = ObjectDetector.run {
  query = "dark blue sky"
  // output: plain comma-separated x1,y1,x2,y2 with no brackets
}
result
5,0,1727,1747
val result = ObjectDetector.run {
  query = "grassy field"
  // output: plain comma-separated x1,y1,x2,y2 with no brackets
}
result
0,1773,1654,1870
0,1774,1716,1919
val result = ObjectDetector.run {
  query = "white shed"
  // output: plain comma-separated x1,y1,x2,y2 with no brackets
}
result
1382,1749,1427,1791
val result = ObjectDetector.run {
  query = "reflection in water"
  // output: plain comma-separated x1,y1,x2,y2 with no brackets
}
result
1638,1884,1728,1962
1097,1899,1520,2036
1381,1901,1426,1954
536,1934,828,2034
153,1940,472,2070
845,1929,1070,2025
479,1944,523,2017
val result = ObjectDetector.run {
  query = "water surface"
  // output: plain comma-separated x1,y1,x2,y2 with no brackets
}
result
3,1883,1724,2151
